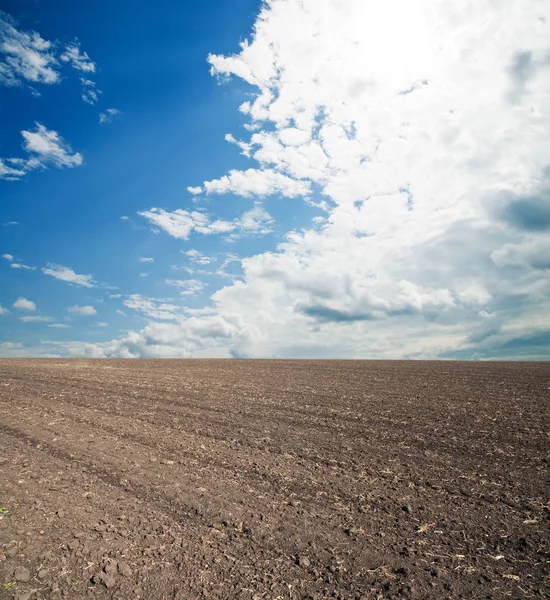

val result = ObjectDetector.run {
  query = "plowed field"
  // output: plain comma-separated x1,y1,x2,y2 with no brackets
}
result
0,359,548,599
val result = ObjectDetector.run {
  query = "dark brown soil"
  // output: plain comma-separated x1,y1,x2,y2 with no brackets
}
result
0,359,548,600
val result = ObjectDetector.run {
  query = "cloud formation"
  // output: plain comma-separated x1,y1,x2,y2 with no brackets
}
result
0,123,83,180
99,108,121,124
13,297,36,311
68,305,97,316
106,0,549,360
0,14,97,93
42,264,95,287
4,0,549,360
139,203,273,240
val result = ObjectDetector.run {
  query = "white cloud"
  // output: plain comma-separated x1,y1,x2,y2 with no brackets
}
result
139,257,154,263
42,263,95,287
184,249,215,265
116,309,127,317
2,221,18,226
1,123,83,180
123,295,182,321
22,123,82,168
99,108,121,124
20,315,54,323
68,305,97,316
11,262,35,270
491,236,550,270
139,202,273,240
1,16,98,111
8,0,549,360
120,216,129,221
0,14,59,85
0,305,9,315
139,272,149,278
93,322,108,327
82,85,101,105
48,323,71,329
202,168,310,198
60,41,95,73
2,253,13,261
93,0,550,360
13,297,36,311
187,186,203,195
165,279,205,296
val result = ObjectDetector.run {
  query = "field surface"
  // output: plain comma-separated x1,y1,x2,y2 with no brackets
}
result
0,359,548,600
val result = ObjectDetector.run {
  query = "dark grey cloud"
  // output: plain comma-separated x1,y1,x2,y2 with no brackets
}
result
500,194,550,231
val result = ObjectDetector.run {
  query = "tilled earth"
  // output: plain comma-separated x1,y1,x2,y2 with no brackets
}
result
0,360,548,600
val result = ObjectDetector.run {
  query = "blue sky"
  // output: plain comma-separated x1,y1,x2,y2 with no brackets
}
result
1,0,549,359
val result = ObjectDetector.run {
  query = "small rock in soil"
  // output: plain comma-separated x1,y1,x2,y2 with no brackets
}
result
38,568,49,579
118,561,132,577
14,591,33,600
6,546,19,557
14,566,31,582
298,555,311,569
93,571,117,589
104,560,118,576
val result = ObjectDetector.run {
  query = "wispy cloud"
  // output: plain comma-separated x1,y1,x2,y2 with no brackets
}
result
139,257,154,263
42,264,95,288
0,305,10,315
99,108,121,124
1,253,13,261
20,315,54,323
59,40,96,73
165,279,205,296
68,305,97,316
0,13,59,86
2,221,18,226
48,323,71,329
139,202,273,240
1,123,83,181
184,249,215,265
22,123,82,168
80,77,101,105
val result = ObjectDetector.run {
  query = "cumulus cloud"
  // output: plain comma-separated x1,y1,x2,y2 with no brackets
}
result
0,305,9,315
42,263,95,287
2,253,13,261
202,168,310,198
6,0,550,359
139,257,154,263
68,305,97,316
13,297,36,311
139,203,273,240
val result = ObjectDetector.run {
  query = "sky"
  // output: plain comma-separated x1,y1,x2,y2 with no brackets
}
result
0,0,549,359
